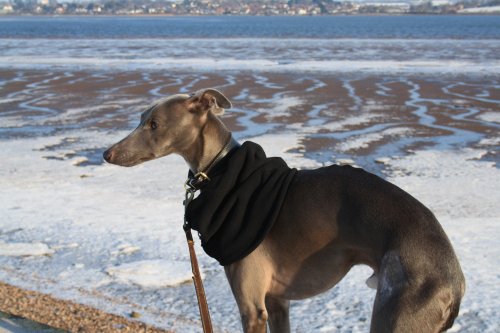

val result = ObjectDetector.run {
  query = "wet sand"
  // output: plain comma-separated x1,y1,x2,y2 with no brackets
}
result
1,69,498,169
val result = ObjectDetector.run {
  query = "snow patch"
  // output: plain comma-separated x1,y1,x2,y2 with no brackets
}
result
50,242,79,250
336,127,411,152
478,137,500,147
362,100,388,112
3,56,498,74
477,112,500,124
106,259,194,288
111,244,141,256
336,158,357,166
320,113,379,133
260,96,303,119
0,97,24,104
0,241,54,257
249,134,322,169
375,157,392,165
385,148,499,218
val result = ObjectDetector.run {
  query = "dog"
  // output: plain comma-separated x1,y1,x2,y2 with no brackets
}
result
103,89,465,333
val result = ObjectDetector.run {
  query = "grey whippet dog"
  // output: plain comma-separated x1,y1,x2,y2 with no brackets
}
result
103,89,465,333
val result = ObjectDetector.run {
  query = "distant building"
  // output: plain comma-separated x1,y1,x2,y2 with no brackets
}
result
2,0,490,16
75,6,88,14
458,5,500,13
1,3,14,14
431,0,452,6
364,2,411,9
357,2,411,14
55,5,64,14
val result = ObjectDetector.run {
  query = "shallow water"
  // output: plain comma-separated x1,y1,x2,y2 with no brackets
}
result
1,15,499,39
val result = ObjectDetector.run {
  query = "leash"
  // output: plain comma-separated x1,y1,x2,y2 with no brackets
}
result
182,134,240,333
183,186,213,333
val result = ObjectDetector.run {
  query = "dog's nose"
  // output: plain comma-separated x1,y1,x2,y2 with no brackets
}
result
103,149,114,163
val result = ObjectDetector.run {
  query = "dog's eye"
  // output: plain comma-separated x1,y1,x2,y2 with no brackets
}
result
150,121,158,130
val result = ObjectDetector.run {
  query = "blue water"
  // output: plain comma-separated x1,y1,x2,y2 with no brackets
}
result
0,15,499,39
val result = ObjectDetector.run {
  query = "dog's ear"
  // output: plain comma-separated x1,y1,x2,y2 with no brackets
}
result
187,88,231,115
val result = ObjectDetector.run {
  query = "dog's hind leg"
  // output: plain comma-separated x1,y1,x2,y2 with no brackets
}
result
371,282,460,333
370,251,463,333
265,296,290,333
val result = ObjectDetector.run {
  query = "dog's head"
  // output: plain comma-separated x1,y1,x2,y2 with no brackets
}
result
103,88,231,167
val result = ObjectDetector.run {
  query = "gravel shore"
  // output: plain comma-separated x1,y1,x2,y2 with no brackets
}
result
0,282,169,333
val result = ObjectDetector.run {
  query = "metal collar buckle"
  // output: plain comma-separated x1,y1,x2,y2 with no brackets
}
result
184,172,210,193
194,172,210,183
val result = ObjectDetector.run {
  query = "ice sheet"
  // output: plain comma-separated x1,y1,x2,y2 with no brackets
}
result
0,129,498,332
1,37,499,74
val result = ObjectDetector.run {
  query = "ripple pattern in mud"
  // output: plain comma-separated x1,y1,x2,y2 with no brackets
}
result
1,69,498,170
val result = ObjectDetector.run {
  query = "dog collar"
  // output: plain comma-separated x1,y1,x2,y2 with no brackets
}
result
185,134,240,192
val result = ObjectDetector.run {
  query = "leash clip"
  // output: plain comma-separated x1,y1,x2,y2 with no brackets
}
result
194,171,210,183
184,172,210,193
184,172,210,228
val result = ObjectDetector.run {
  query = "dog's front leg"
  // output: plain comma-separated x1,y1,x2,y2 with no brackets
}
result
265,296,290,333
225,250,272,333
239,302,268,333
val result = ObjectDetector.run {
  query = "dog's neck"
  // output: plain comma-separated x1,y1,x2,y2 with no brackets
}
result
183,113,231,174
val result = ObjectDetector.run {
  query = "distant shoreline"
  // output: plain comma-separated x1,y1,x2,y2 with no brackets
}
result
1,13,500,17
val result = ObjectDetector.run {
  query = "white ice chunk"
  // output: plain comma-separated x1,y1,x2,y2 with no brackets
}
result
375,157,392,165
106,259,196,288
477,112,500,124
336,158,356,166
0,241,54,257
